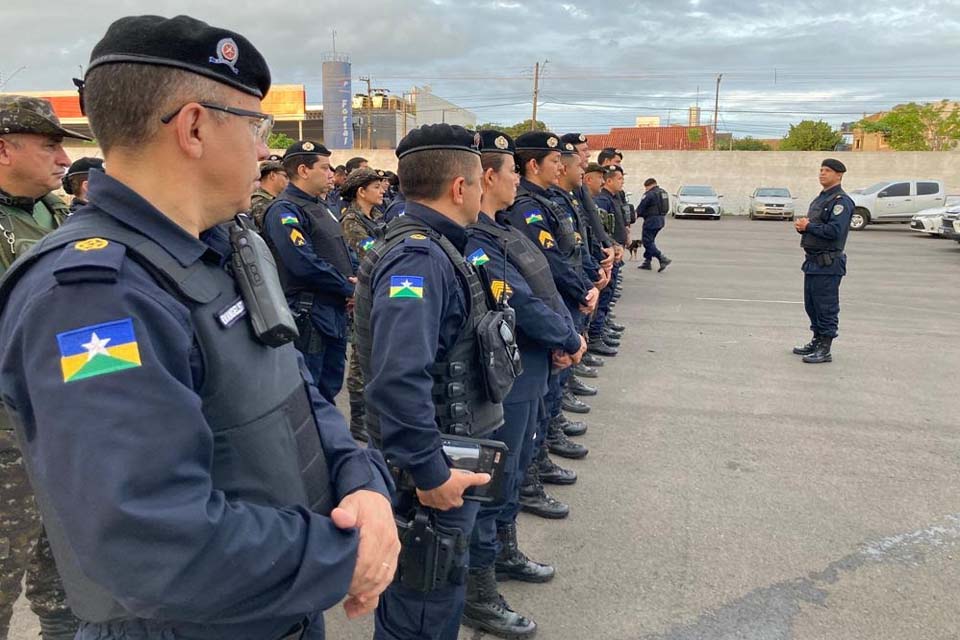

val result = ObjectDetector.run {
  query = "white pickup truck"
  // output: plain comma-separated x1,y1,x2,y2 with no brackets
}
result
848,180,947,230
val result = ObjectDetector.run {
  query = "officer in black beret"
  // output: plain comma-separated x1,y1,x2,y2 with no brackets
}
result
353,124,519,640
62,157,104,213
262,140,357,404
0,15,399,640
792,158,854,363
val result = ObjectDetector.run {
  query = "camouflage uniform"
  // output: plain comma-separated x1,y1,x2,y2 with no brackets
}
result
341,200,383,442
0,95,82,639
249,187,275,230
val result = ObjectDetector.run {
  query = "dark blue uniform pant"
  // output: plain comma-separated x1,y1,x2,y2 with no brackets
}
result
375,501,481,640
302,331,347,404
804,274,843,338
469,398,540,568
642,224,664,261
589,262,620,337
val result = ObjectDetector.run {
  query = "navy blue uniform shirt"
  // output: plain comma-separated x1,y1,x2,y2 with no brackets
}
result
638,188,666,231
364,200,473,491
546,187,601,284
465,212,581,401
0,171,391,636
802,184,854,276
594,188,628,244
382,193,407,223
506,179,589,308
263,183,353,339
575,185,613,249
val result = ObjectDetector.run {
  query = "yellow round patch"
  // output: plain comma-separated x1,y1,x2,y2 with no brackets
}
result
74,238,109,251
409,233,427,240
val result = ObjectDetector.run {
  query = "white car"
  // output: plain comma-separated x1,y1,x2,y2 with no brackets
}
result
910,206,952,236
672,185,722,219
849,180,947,230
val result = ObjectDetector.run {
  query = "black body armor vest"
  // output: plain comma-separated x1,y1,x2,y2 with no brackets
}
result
266,189,355,294
354,217,505,448
0,215,333,622
801,192,846,253
514,187,581,274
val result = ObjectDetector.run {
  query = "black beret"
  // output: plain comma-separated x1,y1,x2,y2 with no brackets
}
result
821,158,846,173
560,133,587,146
560,141,578,156
478,130,515,155
283,140,331,161
396,124,481,159
341,167,384,201
87,15,271,98
267,154,283,162
65,157,104,179
515,131,561,152
604,165,625,178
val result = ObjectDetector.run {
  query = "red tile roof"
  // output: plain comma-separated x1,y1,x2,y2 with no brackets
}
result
586,126,714,151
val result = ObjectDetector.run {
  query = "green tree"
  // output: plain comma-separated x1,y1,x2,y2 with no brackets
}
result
267,132,295,150
858,101,960,151
476,119,548,138
729,136,771,151
780,120,842,151
686,128,702,144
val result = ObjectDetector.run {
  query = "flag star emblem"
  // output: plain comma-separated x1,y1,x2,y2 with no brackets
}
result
81,332,111,361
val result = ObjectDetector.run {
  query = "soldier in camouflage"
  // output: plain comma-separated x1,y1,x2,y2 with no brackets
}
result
339,167,386,441
249,158,288,230
0,94,87,639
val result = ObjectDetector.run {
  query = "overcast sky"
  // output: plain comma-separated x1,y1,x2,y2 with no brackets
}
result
3,0,960,138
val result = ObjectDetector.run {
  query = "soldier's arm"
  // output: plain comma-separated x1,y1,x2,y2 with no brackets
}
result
263,202,354,297
506,204,589,306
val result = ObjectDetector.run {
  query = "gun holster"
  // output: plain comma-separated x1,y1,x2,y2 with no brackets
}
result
395,506,468,592
292,293,324,354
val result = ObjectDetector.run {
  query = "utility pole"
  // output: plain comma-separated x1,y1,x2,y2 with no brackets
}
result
712,73,723,151
530,60,549,131
359,75,372,149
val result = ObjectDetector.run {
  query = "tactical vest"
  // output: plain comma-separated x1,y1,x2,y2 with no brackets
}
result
346,207,386,240
354,216,504,448
266,189,355,293
801,191,847,253
0,215,334,622
0,193,69,273
552,188,593,253
515,186,581,274
469,215,567,320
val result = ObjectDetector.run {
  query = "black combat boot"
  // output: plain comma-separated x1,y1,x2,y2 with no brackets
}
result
546,417,589,459
601,331,621,347
37,611,80,640
561,389,591,414
792,335,820,355
657,256,672,272
519,461,570,519
802,336,833,364
536,441,578,484
495,523,556,583
348,394,368,442
587,337,618,357
605,318,626,333
581,352,605,367
554,412,587,437
572,362,599,379
639,260,652,270
462,566,538,638
567,375,597,397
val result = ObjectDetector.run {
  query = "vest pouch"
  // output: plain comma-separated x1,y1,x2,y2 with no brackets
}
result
475,310,521,404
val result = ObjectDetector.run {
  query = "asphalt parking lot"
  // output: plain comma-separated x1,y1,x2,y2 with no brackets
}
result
11,218,960,640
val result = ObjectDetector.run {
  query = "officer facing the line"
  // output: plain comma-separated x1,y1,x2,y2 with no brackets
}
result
354,124,518,640
0,14,399,640
263,140,357,403
637,177,672,272
793,158,854,364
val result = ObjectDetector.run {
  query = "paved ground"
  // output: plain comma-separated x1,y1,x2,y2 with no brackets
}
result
11,218,960,639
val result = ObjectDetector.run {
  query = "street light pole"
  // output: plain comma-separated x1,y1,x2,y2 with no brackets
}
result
712,73,723,151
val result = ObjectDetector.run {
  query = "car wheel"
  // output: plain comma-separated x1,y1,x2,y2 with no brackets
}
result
850,209,870,230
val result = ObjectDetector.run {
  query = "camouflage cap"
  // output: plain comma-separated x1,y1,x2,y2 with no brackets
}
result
0,95,92,141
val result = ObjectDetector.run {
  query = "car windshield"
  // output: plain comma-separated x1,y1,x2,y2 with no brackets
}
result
860,182,889,195
756,188,791,198
679,186,716,197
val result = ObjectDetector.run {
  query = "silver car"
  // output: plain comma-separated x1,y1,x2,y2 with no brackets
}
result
672,185,722,219
748,187,796,220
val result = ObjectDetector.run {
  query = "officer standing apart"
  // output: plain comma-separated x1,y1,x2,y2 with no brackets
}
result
0,16,399,640
354,124,518,640
264,140,356,403
793,158,853,364
0,95,82,640
637,177,672,271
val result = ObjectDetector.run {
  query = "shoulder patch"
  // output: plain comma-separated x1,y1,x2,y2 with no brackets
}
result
524,210,544,225
360,237,376,252
490,279,513,301
833,204,845,215
467,248,490,266
289,229,306,246
53,240,127,285
280,214,299,226
57,318,142,383
389,275,424,299
538,230,556,249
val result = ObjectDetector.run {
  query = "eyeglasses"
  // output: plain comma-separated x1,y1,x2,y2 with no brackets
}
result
160,102,275,145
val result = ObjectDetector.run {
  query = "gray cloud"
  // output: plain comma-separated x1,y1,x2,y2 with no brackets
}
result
3,0,959,137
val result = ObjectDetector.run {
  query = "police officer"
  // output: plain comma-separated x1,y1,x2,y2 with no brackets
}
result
637,177,672,271
0,16,399,640
354,124,517,640
250,158,289,229
793,158,854,364
0,94,84,640
589,165,628,357
340,167,386,441
461,130,587,637
263,140,356,403
62,157,105,214
325,165,347,218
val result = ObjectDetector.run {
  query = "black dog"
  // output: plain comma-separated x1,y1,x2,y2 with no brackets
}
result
627,239,642,260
